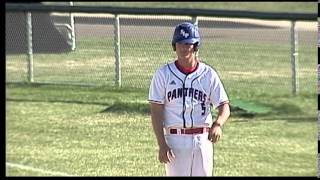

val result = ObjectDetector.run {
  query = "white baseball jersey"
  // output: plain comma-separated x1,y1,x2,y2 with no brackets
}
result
148,61,229,128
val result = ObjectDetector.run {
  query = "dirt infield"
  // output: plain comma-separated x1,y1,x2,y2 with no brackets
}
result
51,14,316,44
50,14,317,44
74,23,316,44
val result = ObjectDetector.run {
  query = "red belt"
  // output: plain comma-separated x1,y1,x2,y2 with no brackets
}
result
169,127,210,135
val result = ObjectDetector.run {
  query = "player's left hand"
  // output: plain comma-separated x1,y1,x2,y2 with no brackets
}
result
208,124,222,143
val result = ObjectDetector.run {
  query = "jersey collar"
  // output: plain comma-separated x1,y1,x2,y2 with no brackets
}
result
168,60,206,80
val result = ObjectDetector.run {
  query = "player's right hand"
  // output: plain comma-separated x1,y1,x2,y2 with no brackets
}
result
158,144,175,163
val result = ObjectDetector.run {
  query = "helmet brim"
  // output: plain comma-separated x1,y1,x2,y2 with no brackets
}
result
176,38,200,44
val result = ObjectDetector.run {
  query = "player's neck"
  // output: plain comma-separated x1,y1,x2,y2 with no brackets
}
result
175,58,199,75
176,56,198,68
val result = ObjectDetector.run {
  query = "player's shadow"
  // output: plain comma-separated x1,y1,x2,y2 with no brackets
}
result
100,101,150,114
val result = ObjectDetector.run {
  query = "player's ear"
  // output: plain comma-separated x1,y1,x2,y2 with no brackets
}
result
193,42,199,51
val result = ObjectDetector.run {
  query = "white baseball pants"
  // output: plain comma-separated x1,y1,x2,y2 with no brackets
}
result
164,132,213,176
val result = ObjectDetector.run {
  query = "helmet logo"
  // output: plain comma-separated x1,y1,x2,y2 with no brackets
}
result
180,29,189,38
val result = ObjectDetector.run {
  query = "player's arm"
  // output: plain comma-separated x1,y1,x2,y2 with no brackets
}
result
209,102,230,143
150,102,175,163
214,101,230,127
150,102,166,148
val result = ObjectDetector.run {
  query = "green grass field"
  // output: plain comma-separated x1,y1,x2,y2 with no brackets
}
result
6,14,318,176
6,83,317,176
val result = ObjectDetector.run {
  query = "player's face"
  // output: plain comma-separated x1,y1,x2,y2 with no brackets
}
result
176,42,194,59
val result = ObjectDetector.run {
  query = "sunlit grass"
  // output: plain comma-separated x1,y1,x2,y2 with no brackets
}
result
6,84,317,176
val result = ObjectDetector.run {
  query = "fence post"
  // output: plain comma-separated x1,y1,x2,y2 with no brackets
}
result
114,14,121,87
192,16,199,57
26,11,34,83
290,21,299,95
192,16,198,26
69,1,76,51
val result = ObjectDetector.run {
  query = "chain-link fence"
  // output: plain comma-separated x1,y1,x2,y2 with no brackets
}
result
6,6,317,97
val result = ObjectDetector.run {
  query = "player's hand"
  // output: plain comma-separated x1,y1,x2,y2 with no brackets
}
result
158,144,175,164
208,124,222,143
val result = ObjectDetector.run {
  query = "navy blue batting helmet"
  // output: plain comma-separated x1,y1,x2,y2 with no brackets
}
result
172,22,200,51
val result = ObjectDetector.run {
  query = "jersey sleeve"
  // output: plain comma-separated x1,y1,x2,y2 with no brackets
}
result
209,71,229,108
148,68,166,104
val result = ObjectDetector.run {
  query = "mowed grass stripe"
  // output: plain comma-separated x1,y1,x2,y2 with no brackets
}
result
6,162,75,176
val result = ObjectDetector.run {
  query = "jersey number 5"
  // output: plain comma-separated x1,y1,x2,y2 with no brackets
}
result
201,102,205,115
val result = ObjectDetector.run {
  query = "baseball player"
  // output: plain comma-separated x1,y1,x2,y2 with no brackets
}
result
148,22,230,176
